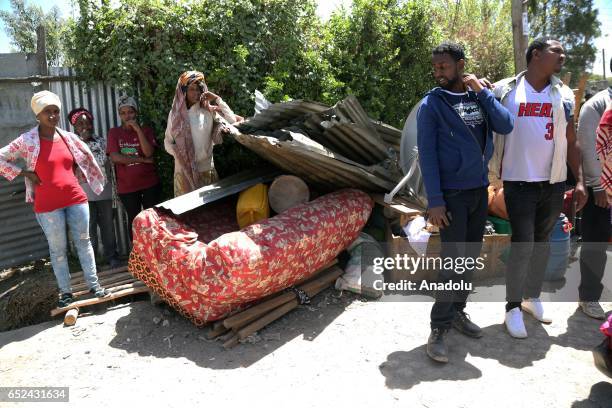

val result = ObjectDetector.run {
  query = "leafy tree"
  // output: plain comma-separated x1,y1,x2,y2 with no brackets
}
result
0,0,67,66
322,0,440,127
433,0,514,82
528,0,601,85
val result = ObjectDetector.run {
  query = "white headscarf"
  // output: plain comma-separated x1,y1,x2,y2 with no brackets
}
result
31,91,62,116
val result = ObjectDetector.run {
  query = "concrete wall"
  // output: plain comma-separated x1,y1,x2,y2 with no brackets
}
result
0,52,45,145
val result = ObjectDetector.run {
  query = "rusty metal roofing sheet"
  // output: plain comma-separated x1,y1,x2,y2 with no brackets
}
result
234,133,396,192
245,100,330,129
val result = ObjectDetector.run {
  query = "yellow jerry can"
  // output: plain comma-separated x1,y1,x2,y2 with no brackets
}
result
236,183,270,229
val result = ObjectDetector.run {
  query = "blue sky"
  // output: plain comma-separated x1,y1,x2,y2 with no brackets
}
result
1,0,610,76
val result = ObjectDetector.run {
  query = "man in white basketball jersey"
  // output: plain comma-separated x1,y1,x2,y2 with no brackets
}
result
489,38,588,338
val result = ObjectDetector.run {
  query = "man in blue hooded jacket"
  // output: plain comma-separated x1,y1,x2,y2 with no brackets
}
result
417,42,514,363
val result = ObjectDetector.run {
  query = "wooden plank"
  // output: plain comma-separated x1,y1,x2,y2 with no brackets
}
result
71,272,134,291
370,193,425,216
222,261,339,330
50,286,150,317
223,334,240,349
70,266,128,283
207,321,230,339
235,267,343,341
72,279,142,297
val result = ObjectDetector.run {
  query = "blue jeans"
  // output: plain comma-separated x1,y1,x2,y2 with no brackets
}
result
35,203,100,294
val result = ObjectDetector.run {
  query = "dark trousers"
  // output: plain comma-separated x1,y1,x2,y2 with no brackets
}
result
88,199,118,263
504,181,565,309
430,187,488,330
118,183,162,241
579,187,611,302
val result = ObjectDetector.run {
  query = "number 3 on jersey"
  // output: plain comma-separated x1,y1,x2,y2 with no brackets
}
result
544,122,554,140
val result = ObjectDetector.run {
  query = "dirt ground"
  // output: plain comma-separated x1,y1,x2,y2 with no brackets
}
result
1,283,611,408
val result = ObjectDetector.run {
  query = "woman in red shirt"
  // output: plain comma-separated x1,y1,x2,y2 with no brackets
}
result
0,91,110,307
106,96,161,241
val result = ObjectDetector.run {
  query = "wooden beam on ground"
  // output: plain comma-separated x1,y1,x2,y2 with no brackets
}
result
222,262,339,331
63,308,79,326
50,286,150,317
234,266,344,342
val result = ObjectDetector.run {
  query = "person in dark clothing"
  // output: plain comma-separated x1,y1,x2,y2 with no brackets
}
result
489,38,588,338
68,107,121,269
106,96,162,242
417,42,514,363
576,63,611,320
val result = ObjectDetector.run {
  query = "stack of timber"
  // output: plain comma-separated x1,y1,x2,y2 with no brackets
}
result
207,261,343,349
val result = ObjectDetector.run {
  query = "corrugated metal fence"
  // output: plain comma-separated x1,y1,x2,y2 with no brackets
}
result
48,67,131,257
0,67,130,270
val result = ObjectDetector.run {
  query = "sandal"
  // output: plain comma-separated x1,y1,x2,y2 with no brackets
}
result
58,293,74,308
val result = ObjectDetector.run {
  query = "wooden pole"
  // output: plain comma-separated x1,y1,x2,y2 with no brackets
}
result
574,73,589,124
562,72,572,87
35,25,47,77
511,0,528,74
63,308,79,326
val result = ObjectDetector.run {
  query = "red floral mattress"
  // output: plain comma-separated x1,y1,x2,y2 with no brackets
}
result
129,189,373,325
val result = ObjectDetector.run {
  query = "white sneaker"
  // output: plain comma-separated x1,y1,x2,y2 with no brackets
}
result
505,307,528,338
522,298,552,324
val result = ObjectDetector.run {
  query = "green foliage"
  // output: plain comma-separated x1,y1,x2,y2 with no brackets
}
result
0,0,67,66
322,0,440,127
528,0,601,86
434,0,514,82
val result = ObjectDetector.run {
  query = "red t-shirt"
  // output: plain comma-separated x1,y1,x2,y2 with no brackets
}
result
106,126,160,194
34,137,88,213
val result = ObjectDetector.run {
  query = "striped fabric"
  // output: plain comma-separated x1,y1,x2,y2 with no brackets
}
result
595,108,612,199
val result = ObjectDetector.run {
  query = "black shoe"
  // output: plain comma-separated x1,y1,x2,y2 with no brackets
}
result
90,287,110,298
426,328,449,363
109,258,122,269
58,293,74,308
453,310,483,338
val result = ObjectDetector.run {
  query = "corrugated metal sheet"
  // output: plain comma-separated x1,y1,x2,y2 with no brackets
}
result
157,168,280,215
245,99,330,129
0,177,48,269
235,95,414,201
234,133,396,192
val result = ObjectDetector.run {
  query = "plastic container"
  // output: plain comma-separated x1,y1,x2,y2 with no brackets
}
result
236,183,270,229
543,214,571,281
488,216,512,235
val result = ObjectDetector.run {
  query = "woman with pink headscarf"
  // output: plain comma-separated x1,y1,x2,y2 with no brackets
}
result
164,71,242,197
